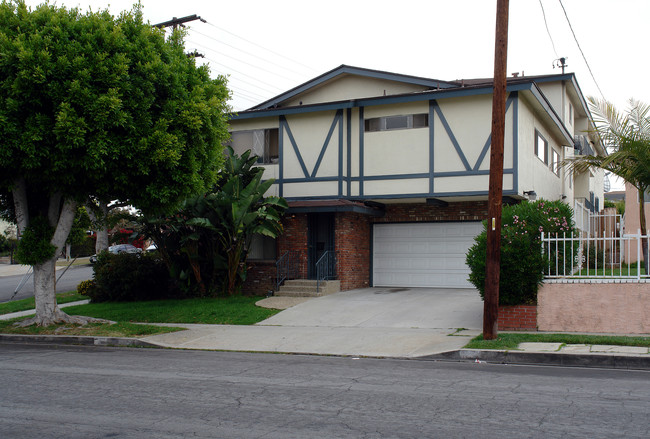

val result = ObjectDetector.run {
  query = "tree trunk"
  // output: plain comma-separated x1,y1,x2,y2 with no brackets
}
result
87,201,110,253
14,197,109,326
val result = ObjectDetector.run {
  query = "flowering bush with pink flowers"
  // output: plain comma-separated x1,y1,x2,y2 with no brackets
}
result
466,199,575,306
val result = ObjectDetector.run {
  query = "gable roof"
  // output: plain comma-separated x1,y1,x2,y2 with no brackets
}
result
249,64,459,111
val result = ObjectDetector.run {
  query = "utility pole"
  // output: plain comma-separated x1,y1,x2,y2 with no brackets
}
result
153,14,206,58
483,0,510,340
153,14,205,30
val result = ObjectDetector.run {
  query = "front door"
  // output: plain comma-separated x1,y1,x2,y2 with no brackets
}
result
307,213,335,279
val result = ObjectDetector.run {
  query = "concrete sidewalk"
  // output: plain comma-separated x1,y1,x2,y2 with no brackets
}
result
1,287,649,368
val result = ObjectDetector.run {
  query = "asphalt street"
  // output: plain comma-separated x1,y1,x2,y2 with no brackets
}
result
0,265,93,302
1,343,648,438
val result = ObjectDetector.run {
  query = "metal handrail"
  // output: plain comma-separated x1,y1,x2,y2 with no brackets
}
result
275,250,300,292
316,250,337,293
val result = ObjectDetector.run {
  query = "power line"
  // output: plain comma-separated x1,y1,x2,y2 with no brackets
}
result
558,0,606,100
201,55,289,95
185,34,302,85
189,27,306,82
538,0,558,58
202,20,318,74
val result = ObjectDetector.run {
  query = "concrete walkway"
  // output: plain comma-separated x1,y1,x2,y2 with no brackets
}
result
1,285,649,367
142,288,484,357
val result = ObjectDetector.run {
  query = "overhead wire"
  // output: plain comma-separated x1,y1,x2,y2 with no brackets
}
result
538,0,558,58
558,0,606,100
185,32,299,85
201,54,286,96
186,40,286,93
189,26,306,83
202,20,318,74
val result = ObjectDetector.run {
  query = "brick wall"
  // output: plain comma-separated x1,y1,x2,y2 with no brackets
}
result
498,305,537,331
270,201,489,292
372,201,489,224
277,213,308,279
242,261,276,296
335,212,371,290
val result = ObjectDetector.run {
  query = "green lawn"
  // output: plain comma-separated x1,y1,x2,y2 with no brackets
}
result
0,319,183,337
571,265,647,277
0,291,86,315
465,333,650,350
1,295,280,337
61,296,280,325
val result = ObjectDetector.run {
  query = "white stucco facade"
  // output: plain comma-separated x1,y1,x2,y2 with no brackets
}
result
229,65,605,211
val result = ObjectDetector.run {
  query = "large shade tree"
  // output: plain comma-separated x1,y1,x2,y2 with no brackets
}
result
568,97,650,272
0,1,230,325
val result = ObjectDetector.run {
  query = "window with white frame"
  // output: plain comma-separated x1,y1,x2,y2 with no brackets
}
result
551,149,560,176
535,130,548,163
228,129,279,164
364,113,428,132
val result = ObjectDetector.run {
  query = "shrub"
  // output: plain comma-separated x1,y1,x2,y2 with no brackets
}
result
76,279,96,296
466,199,575,306
89,252,182,302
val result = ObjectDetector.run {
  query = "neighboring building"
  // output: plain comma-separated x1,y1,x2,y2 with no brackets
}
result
228,65,606,293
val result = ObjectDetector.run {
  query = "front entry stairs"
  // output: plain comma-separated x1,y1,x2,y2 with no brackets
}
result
274,279,340,297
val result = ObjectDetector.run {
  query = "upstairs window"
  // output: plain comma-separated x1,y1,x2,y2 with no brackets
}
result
551,149,560,176
535,130,548,164
364,113,429,132
228,129,279,164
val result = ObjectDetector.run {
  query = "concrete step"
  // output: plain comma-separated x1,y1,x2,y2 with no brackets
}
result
275,279,340,297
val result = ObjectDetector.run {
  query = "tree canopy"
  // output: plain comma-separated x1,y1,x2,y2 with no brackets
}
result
0,1,231,325
0,1,230,213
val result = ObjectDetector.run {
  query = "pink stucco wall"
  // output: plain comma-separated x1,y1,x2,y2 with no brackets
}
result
537,282,650,334
623,182,650,263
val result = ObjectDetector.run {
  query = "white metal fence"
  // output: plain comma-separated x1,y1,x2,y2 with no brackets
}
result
542,230,649,280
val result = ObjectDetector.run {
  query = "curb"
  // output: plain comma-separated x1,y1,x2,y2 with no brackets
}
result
0,333,159,348
421,349,650,370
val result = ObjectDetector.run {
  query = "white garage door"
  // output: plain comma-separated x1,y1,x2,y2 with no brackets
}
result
373,222,483,288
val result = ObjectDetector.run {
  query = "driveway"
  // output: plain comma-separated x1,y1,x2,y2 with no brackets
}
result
142,287,483,357
258,287,483,330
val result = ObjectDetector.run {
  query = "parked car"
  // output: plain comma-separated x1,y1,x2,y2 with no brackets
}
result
89,244,142,264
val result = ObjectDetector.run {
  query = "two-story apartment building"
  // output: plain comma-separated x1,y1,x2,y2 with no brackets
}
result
228,65,605,293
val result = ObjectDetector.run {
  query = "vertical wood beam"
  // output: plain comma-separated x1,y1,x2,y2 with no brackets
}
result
484,0,510,340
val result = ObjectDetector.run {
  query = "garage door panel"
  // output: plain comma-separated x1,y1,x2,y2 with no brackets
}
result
373,222,482,288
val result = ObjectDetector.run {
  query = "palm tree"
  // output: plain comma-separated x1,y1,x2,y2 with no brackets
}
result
568,98,650,272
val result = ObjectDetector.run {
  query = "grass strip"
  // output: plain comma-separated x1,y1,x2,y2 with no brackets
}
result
465,333,650,350
0,318,183,337
0,291,86,315
60,295,279,325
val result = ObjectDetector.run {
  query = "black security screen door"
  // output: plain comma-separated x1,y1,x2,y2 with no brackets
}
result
307,213,335,279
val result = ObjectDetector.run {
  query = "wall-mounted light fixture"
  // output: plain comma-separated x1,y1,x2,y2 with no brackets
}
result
523,190,537,201
561,194,567,200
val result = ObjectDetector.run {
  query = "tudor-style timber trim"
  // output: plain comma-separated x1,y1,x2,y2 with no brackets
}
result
266,93,519,200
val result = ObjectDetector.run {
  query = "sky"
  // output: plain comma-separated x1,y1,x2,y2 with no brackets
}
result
21,0,650,189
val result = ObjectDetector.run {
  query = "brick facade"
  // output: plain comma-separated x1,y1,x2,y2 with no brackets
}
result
335,212,371,290
244,201,489,294
372,201,489,224
277,213,309,279
498,305,538,331
242,261,276,296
